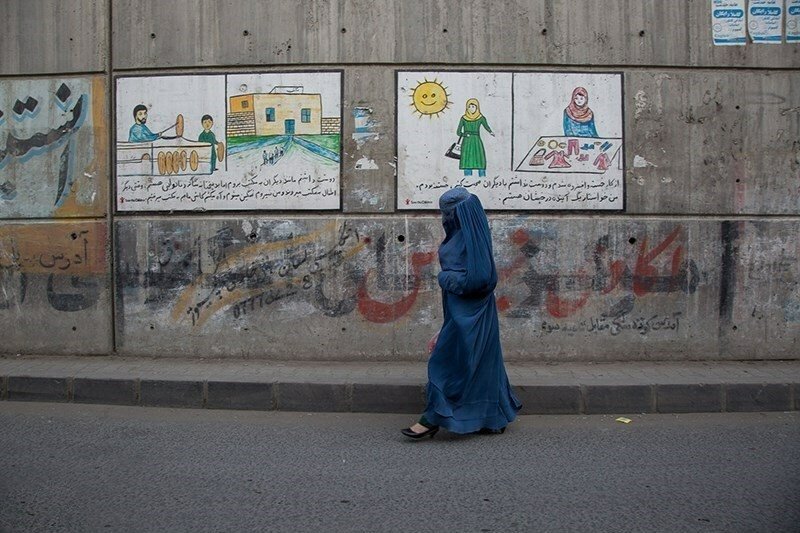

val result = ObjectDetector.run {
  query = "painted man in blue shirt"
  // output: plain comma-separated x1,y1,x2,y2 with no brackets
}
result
128,104,160,142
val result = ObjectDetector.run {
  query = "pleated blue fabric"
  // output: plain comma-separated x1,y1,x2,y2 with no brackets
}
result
423,187,522,434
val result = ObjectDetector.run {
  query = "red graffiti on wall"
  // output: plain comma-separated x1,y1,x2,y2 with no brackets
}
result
357,250,437,323
356,225,698,324
545,268,592,318
633,226,683,297
498,228,531,281
502,225,698,319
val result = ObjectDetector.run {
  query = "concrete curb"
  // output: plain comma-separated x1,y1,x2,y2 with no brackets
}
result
2,374,797,415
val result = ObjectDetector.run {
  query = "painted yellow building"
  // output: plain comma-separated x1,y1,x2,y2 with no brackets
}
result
228,88,322,136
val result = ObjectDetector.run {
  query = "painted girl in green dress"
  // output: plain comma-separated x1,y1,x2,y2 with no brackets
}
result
456,98,494,177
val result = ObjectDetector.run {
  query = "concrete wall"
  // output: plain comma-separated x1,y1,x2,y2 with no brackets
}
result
1,73,112,354
1,0,798,360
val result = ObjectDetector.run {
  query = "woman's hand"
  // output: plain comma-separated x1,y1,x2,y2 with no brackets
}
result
427,332,439,354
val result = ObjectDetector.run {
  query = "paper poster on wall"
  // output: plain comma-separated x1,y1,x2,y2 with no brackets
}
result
397,71,624,211
787,0,800,42
748,0,784,43
115,72,342,211
712,0,747,45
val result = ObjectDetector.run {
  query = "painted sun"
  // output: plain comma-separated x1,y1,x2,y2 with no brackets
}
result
410,78,451,118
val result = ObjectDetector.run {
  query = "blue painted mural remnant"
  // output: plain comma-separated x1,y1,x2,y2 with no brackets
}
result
0,77,102,218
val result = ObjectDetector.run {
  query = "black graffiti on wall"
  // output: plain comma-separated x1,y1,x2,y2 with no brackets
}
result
118,221,709,329
46,275,100,312
0,92,86,205
118,221,369,328
0,227,101,312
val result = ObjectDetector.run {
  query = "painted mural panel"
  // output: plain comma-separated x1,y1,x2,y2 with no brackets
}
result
397,71,624,211
0,77,107,219
110,217,756,361
0,220,112,354
115,72,342,211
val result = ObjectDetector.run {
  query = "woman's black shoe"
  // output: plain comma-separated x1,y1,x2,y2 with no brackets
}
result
476,427,506,435
401,425,439,439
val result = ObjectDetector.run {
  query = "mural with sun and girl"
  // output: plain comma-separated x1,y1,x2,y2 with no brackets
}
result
397,71,624,211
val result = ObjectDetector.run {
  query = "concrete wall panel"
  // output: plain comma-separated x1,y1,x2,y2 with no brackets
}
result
341,66,799,217
114,215,799,361
342,67,396,212
1,0,107,75
112,1,799,70
339,66,800,217
626,70,800,215
114,216,439,359
720,220,800,358
0,220,112,354
493,217,722,360
1,76,108,219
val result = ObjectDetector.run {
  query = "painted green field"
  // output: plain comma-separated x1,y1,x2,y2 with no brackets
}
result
226,135,265,147
226,134,339,152
297,135,340,152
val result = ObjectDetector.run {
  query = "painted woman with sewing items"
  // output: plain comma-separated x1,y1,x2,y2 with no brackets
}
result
402,187,521,439
456,98,495,178
563,87,598,138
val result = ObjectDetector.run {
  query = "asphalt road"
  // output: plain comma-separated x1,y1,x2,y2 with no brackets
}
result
1,402,798,533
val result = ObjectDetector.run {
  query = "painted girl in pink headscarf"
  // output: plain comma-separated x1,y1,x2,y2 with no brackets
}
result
563,87,598,137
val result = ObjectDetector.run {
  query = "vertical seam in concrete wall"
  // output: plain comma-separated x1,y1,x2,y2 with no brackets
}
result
107,0,117,354
338,71,345,210
202,381,209,408
134,378,141,405
66,377,74,402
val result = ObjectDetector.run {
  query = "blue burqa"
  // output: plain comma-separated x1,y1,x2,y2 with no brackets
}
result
423,187,521,433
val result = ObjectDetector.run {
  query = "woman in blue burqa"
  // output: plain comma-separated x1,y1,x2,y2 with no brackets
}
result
402,187,521,439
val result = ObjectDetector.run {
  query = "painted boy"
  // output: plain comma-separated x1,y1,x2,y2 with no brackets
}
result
198,114,219,172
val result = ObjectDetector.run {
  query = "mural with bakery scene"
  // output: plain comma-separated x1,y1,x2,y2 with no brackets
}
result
116,72,342,211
